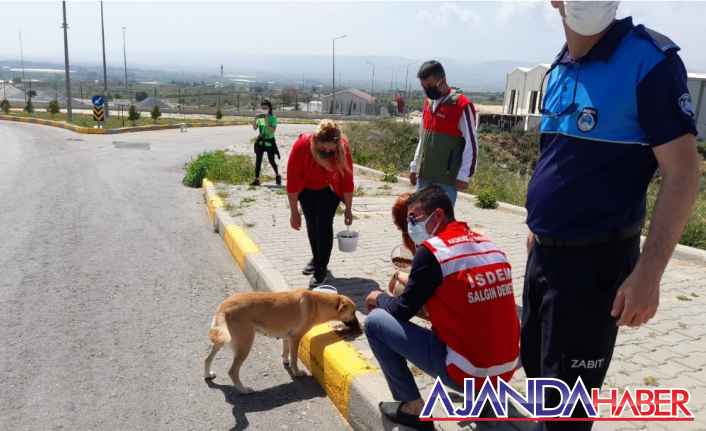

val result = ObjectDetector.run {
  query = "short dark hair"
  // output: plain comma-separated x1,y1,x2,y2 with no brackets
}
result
261,99,273,114
407,185,454,220
417,60,445,80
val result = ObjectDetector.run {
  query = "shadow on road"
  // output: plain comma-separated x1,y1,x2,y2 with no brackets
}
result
328,275,379,314
206,377,327,431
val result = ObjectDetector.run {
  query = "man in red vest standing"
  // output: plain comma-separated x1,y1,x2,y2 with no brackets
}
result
364,186,520,430
409,61,479,205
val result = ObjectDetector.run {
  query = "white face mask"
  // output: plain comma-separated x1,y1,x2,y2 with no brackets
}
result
563,1,619,36
407,211,440,246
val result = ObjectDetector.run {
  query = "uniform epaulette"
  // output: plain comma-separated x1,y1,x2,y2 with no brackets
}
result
634,25,680,54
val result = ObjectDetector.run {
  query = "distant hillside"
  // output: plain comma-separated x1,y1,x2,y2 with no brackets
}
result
1,55,540,92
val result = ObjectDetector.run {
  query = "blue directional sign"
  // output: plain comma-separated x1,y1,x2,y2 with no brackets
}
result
92,95,105,108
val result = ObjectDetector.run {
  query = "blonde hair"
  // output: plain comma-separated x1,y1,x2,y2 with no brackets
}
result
311,119,350,175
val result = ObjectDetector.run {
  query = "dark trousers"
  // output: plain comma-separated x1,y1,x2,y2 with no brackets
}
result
298,187,341,279
254,139,278,178
521,236,640,431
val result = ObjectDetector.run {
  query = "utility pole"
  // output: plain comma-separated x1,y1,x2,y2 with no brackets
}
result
122,26,128,98
331,34,347,114
100,0,109,117
19,31,26,104
61,1,73,120
366,60,375,95
217,64,223,111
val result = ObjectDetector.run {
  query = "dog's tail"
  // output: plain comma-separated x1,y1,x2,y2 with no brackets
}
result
208,312,231,345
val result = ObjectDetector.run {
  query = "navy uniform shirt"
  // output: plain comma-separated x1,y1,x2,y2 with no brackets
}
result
526,17,698,240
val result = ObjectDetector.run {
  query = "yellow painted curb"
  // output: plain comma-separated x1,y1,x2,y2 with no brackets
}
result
298,323,377,419
0,114,250,134
223,225,260,269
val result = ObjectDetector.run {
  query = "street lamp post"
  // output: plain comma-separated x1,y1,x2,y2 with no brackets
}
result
100,0,109,117
61,1,73,120
122,27,128,98
19,31,26,104
331,34,347,114
366,60,375,95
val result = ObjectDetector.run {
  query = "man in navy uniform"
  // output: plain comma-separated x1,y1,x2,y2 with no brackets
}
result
522,2,701,430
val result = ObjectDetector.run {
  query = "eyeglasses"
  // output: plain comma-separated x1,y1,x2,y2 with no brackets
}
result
407,211,435,227
538,64,580,118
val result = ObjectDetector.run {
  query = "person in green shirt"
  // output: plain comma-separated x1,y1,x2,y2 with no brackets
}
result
251,99,281,186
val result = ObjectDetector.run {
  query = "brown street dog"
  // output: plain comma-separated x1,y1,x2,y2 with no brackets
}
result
204,289,360,394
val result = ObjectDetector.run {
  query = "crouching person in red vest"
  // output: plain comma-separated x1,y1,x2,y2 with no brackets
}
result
364,185,520,430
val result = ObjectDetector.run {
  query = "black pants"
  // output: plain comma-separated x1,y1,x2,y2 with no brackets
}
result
521,236,640,431
254,138,279,178
298,187,341,279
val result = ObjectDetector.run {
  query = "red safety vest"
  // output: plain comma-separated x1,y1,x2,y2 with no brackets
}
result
421,90,471,137
422,221,520,388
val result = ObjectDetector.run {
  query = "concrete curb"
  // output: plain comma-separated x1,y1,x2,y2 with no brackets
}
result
202,178,392,430
353,164,706,264
0,114,250,134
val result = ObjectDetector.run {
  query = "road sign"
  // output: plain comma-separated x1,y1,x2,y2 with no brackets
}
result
92,95,105,108
93,106,105,122
92,95,106,122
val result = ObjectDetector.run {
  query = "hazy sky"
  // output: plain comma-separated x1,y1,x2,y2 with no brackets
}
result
2,0,706,72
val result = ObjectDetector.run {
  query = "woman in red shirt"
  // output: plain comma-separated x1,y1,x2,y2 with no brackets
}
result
286,120,355,288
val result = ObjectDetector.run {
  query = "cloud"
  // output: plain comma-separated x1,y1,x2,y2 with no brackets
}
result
416,2,482,27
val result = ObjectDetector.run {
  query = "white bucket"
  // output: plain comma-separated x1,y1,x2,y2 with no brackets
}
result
336,228,359,253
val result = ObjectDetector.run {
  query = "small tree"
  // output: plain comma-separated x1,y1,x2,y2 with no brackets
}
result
0,99,10,114
150,105,161,123
128,104,140,125
215,108,223,120
24,98,34,114
48,100,60,115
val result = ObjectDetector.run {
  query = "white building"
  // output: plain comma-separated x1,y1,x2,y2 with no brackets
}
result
687,73,706,137
322,88,376,116
297,100,322,113
503,64,549,115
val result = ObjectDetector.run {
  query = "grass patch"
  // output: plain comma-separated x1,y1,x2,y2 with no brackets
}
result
240,196,257,206
354,187,366,197
182,150,254,188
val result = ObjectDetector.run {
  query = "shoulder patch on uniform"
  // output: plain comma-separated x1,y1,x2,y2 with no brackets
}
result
634,25,680,53
679,93,695,118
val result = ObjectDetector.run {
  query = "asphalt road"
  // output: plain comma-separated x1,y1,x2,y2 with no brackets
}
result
0,122,345,431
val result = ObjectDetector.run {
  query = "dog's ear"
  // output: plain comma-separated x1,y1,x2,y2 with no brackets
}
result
336,295,345,312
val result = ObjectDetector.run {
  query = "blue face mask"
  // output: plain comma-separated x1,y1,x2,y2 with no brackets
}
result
407,211,439,245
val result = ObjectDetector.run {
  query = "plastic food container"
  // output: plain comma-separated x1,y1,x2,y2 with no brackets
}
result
390,244,414,270
336,228,359,253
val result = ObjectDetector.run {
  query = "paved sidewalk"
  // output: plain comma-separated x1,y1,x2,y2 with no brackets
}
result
217,126,706,431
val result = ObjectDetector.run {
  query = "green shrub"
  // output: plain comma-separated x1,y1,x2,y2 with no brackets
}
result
344,119,418,174
182,150,254,188
475,188,499,209
24,99,34,114
215,108,223,120
1,99,11,114
128,105,140,125
150,105,161,122
382,164,399,183
47,100,60,115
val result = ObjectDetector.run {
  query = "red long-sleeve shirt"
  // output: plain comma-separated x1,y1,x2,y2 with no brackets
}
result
286,133,355,198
